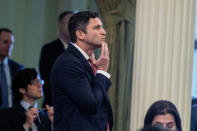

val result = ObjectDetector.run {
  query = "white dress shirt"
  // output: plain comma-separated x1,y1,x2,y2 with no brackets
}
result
59,38,69,50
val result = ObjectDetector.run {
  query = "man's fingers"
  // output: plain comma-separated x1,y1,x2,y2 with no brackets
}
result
26,109,38,121
102,42,109,57
105,43,109,57
100,42,105,58
103,43,106,56
46,105,54,115
91,53,96,63
46,105,50,110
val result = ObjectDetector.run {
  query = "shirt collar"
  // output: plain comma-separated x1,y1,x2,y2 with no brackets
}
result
59,37,69,50
20,100,37,111
71,42,89,60
0,57,8,65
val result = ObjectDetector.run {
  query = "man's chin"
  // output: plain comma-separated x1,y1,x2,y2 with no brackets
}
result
92,44,101,49
97,45,102,48
34,96,42,99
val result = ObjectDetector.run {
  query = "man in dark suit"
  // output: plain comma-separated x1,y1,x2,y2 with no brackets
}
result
39,11,74,107
51,11,113,131
0,68,53,131
0,28,24,109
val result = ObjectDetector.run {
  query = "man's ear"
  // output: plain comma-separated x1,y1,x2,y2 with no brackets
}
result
76,30,85,40
19,88,26,94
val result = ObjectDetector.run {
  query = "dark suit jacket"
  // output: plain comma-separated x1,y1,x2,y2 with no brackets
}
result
0,103,52,131
192,96,197,105
39,39,65,106
191,104,197,131
0,59,24,107
8,59,24,79
51,44,113,131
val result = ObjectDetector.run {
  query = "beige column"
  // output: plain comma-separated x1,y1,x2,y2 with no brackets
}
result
130,0,196,131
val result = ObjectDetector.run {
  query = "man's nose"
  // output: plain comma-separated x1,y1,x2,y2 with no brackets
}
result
101,28,106,35
39,80,44,86
6,42,13,48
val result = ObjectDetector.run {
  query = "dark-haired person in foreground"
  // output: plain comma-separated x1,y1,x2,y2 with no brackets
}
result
144,100,182,131
51,11,113,131
0,68,53,131
39,11,74,107
0,28,24,109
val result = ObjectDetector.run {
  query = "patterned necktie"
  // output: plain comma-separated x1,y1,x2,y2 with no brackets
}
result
107,123,110,131
88,59,97,75
88,59,109,130
88,59,109,131
34,113,44,131
0,63,8,108
28,106,44,131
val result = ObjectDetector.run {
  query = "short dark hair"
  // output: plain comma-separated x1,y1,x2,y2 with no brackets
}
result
144,100,182,131
68,11,99,43
0,28,13,38
58,11,74,23
12,68,38,102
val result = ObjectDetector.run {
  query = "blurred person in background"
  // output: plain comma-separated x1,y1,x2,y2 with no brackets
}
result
39,11,74,107
0,28,24,109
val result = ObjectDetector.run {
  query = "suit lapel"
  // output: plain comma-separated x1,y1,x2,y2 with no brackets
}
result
56,38,65,53
8,59,20,79
8,59,14,78
80,57,96,77
67,44,96,77
10,103,27,125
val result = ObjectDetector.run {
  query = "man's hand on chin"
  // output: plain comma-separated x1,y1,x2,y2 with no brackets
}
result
91,42,109,72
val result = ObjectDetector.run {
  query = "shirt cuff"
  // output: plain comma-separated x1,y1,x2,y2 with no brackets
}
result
97,70,111,79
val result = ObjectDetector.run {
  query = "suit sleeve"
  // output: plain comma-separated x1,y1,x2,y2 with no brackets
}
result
52,59,111,115
39,45,53,106
39,45,51,83
0,109,26,131
191,106,197,131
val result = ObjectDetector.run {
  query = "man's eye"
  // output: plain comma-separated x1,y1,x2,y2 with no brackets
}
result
153,123,163,127
95,27,100,29
166,123,175,129
3,40,9,43
94,25,101,30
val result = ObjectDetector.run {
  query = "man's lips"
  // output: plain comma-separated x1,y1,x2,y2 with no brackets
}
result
102,38,106,41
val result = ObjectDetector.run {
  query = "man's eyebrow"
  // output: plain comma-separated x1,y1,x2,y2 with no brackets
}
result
166,122,175,125
155,122,163,124
3,40,13,43
93,24,102,29
3,40,9,42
